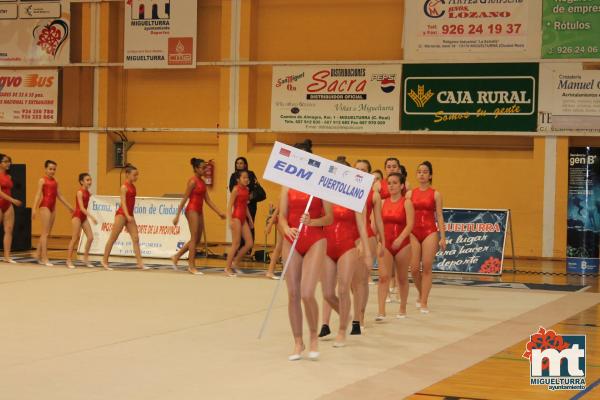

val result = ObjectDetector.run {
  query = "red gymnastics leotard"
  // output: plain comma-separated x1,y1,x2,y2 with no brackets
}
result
116,181,136,218
39,176,58,212
379,178,390,200
285,189,325,256
186,176,206,214
412,187,438,243
324,205,359,262
365,189,376,238
232,184,249,223
0,173,13,213
382,197,410,256
72,188,91,222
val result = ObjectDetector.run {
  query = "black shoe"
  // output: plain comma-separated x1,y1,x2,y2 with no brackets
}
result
350,321,361,335
318,324,331,338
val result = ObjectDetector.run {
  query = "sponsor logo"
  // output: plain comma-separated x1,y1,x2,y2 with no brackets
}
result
308,159,321,168
408,84,435,108
129,0,170,20
423,0,512,20
424,0,445,18
371,73,397,94
275,72,305,91
273,160,313,181
24,74,55,88
523,327,586,391
168,37,193,65
279,148,291,157
328,165,338,174
355,174,364,184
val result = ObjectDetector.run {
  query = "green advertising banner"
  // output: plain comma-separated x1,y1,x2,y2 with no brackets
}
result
542,0,600,58
401,63,538,132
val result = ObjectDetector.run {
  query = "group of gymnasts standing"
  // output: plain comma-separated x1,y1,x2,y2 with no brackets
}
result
0,144,446,361
0,154,228,273
262,140,447,361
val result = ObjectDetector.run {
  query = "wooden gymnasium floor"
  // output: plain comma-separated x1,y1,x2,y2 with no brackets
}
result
1,238,599,400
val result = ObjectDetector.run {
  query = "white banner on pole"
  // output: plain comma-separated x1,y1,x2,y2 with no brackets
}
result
124,0,197,69
0,69,59,123
78,195,190,259
262,142,374,212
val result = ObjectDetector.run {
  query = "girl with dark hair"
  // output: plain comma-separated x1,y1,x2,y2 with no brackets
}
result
225,170,254,276
102,164,147,271
66,173,97,269
352,159,385,333
407,161,446,314
279,139,333,361
172,158,226,274
372,170,384,182
377,173,414,320
32,160,73,266
228,156,262,248
319,157,372,347
0,154,23,263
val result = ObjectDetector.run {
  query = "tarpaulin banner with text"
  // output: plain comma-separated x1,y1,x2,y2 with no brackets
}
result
551,69,600,131
404,0,540,60
402,63,538,131
567,148,600,274
124,0,197,69
271,65,402,132
0,0,70,66
542,0,600,59
0,69,58,123
434,208,509,276
262,142,374,212
79,195,190,259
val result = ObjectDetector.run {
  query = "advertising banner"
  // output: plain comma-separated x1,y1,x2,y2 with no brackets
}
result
567,147,600,274
0,0,70,66
542,0,600,59
402,63,538,131
271,65,402,132
124,0,197,69
0,69,59,123
404,0,540,60
262,142,374,213
434,208,509,276
80,195,190,259
551,70,600,130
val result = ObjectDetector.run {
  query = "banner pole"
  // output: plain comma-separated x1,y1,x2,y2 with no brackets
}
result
258,195,314,339
508,209,517,273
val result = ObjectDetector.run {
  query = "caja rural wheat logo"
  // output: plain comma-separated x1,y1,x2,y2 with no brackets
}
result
408,85,434,108
522,327,586,391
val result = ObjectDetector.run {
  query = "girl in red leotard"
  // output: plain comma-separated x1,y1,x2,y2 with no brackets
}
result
352,159,385,334
66,173,98,269
278,139,333,361
225,170,254,277
377,173,414,320
407,161,446,314
32,160,73,266
102,164,146,271
0,154,23,264
320,161,371,347
172,158,226,275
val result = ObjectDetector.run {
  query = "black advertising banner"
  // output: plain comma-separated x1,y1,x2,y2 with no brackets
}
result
567,147,600,274
434,208,509,276
402,63,539,131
